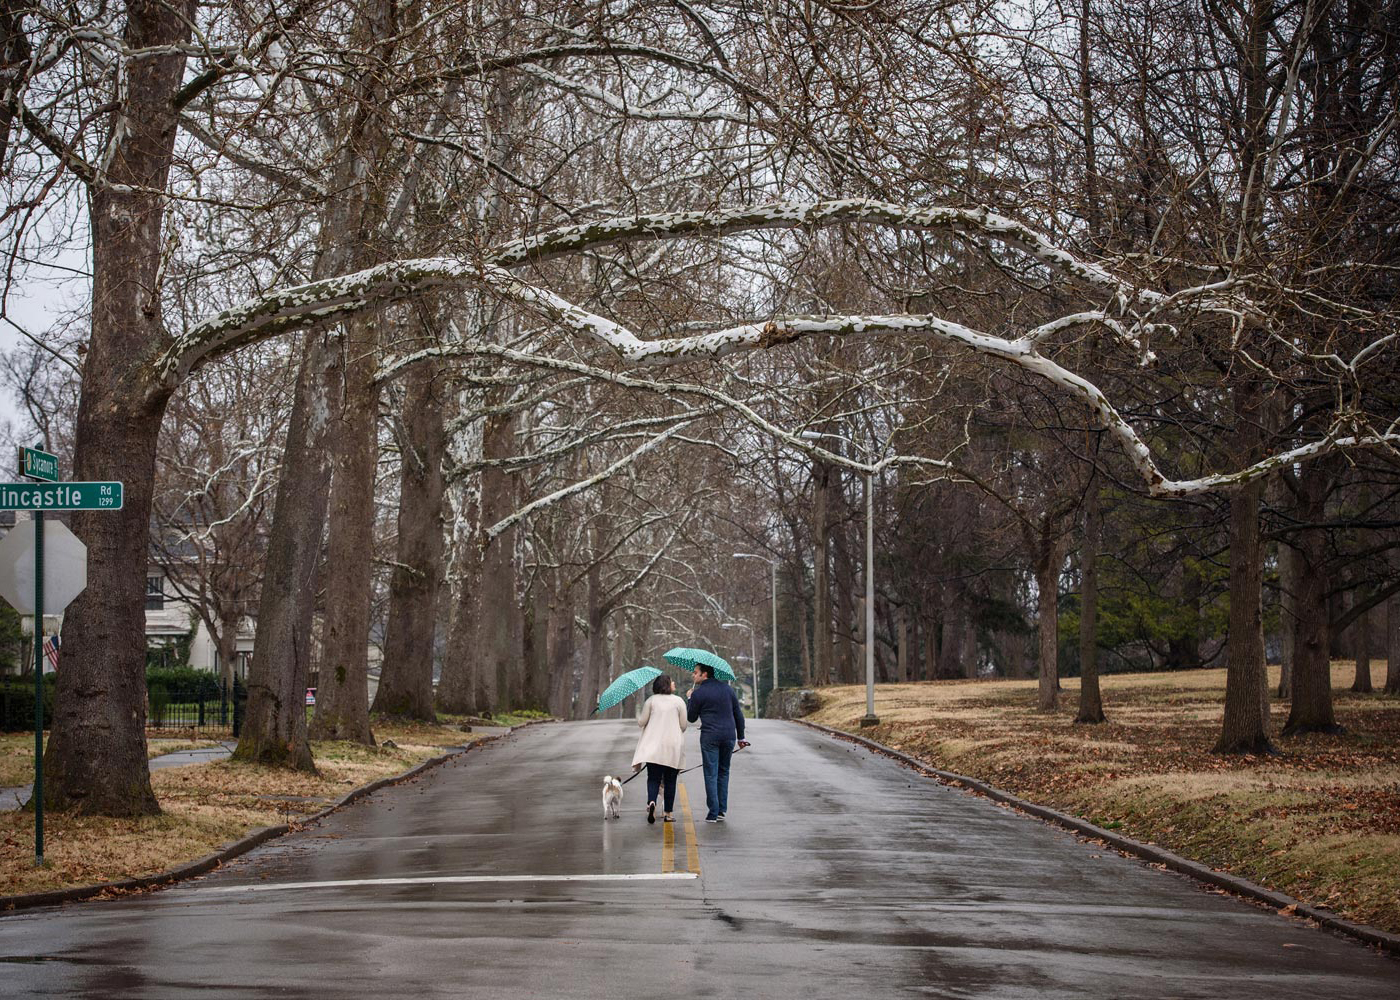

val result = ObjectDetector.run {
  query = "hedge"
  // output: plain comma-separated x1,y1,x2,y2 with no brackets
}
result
145,666,225,704
0,681,55,732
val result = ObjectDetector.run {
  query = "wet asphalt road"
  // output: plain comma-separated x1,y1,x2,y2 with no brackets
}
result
1,720,1397,998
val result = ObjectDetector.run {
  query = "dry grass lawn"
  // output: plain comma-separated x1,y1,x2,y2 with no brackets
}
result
0,733,36,789
0,717,484,900
808,663,1400,935
0,734,240,789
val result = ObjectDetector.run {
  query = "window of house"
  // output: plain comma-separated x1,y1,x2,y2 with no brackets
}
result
145,576,164,611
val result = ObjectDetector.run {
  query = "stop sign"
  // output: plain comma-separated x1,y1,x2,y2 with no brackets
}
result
0,519,88,614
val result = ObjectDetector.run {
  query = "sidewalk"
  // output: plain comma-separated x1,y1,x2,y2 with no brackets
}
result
1,740,236,810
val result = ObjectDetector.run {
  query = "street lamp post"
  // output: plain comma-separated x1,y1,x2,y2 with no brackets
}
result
734,552,778,713
721,621,760,721
800,430,879,727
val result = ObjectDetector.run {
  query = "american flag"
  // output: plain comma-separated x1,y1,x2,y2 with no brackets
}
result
44,634,60,671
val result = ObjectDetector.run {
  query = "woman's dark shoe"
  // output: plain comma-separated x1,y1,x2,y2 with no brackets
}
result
647,801,656,824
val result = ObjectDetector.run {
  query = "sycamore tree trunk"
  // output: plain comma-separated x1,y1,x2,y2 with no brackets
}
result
1283,468,1341,735
896,606,908,682
937,587,965,679
312,315,381,742
370,577,437,719
1351,607,1373,693
608,614,627,719
578,555,607,719
522,594,551,710
962,618,978,679
1387,577,1400,695
1033,524,1067,712
1214,386,1273,753
477,408,522,713
373,361,447,721
629,614,652,688
1348,482,1375,694
439,403,519,716
547,587,576,717
42,0,194,816
799,603,812,686
216,611,239,696
1277,541,1300,697
1076,483,1106,724
371,381,441,722
832,494,857,685
439,522,483,716
812,460,831,685
234,329,338,770
922,612,937,681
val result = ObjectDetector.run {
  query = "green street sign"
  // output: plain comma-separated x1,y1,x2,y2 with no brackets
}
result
0,482,123,511
18,447,58,483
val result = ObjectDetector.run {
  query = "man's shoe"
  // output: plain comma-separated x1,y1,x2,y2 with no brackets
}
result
717,813,726,822
647,802,656,824
705,815,719,823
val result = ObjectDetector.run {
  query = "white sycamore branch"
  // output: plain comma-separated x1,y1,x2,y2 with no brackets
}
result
483,420,696,541
164,199,1397,498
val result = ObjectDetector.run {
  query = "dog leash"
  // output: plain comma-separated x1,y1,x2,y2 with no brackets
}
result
621,744,747,785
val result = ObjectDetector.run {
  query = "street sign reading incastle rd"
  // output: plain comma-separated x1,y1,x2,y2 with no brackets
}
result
18,447,58,482
0,482,124,510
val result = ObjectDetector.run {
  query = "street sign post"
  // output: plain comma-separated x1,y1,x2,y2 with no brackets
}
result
0,452,119,867
18,447,58,483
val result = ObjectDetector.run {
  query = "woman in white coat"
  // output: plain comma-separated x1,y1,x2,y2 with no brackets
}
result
632,674,688,824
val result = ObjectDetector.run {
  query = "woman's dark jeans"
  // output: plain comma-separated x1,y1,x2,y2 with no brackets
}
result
646,763,679,812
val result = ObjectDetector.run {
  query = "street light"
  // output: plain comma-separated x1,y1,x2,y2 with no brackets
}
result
734,552,778,713
721,621,760,720
799,430,879,727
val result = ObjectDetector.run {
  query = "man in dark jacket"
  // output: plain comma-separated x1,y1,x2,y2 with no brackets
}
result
686,665,749,822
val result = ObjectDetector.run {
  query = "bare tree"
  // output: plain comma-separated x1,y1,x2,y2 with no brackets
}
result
152,350,288,695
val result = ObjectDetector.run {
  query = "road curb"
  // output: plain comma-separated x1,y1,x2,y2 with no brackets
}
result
793,719,1400,957
0,723,543,914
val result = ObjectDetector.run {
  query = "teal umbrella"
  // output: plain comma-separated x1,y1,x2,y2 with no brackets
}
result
595,666,664,714
662,646,737,682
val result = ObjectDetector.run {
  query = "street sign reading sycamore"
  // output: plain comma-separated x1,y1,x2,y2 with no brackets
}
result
18,447,58,482
0,482,123,510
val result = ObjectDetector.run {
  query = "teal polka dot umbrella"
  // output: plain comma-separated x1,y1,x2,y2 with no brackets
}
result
662,646,737,682
594,666,664,714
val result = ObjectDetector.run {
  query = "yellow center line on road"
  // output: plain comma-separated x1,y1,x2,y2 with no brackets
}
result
662,809,675,873
678,783,700,875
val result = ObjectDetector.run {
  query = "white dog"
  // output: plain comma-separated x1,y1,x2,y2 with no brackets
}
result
602,775,623,820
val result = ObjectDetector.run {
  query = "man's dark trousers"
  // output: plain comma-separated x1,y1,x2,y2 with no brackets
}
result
700,734,734,819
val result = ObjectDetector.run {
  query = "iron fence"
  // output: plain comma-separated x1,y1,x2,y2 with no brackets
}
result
147,676,246,737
